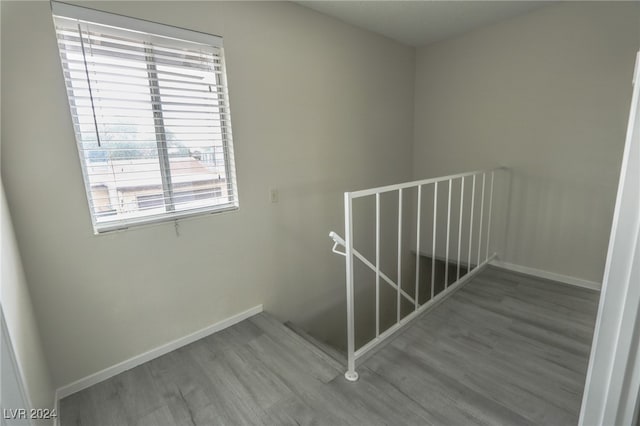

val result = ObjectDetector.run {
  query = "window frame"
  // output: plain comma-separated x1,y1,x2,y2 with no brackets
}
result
52,2,239,234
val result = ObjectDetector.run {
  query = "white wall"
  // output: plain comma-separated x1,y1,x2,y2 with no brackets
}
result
0,1,415,388
413,2,640,285
1,184,54,414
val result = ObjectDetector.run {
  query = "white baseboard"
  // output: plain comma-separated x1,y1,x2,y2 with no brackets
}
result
490,260,601,291
55,304,263,401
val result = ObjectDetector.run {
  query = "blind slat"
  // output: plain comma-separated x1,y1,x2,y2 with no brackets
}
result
67,89,226,102
60,54,223,73
61,58,223,80
89,189,235,204
61,69,226,88
67,96,229,109
57,38,222,70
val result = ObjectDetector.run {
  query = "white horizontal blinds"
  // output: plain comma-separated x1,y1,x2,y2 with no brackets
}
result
52,5,238,232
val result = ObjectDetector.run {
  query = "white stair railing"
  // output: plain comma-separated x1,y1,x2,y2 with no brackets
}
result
330,167,509,381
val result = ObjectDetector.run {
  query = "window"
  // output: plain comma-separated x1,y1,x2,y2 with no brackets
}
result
52,2,239,233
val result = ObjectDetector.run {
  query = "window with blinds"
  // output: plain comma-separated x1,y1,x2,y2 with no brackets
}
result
52,2,239,233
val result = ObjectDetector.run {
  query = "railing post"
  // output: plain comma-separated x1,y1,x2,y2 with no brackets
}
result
457,176,464,281
445,179,452,288
502,169,513,260
468,174,476,270
431,182,437,299
397,189,403,324
344,192,358,382
485,171,495,261
375,193,380,338
477,173,486,267
415,185,422,309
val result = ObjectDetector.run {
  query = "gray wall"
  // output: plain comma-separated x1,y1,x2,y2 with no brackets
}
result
0,1,415,388
413,1,640,285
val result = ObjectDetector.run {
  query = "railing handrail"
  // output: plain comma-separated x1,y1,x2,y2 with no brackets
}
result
347,166,508,198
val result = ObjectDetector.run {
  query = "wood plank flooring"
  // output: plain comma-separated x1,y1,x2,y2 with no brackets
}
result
60,266,600,426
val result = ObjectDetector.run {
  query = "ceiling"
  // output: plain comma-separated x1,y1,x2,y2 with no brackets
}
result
295,1,551,47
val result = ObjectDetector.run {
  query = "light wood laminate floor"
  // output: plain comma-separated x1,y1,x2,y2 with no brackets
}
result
60,266,599,425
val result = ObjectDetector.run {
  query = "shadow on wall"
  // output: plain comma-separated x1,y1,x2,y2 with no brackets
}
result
505,170,616,282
